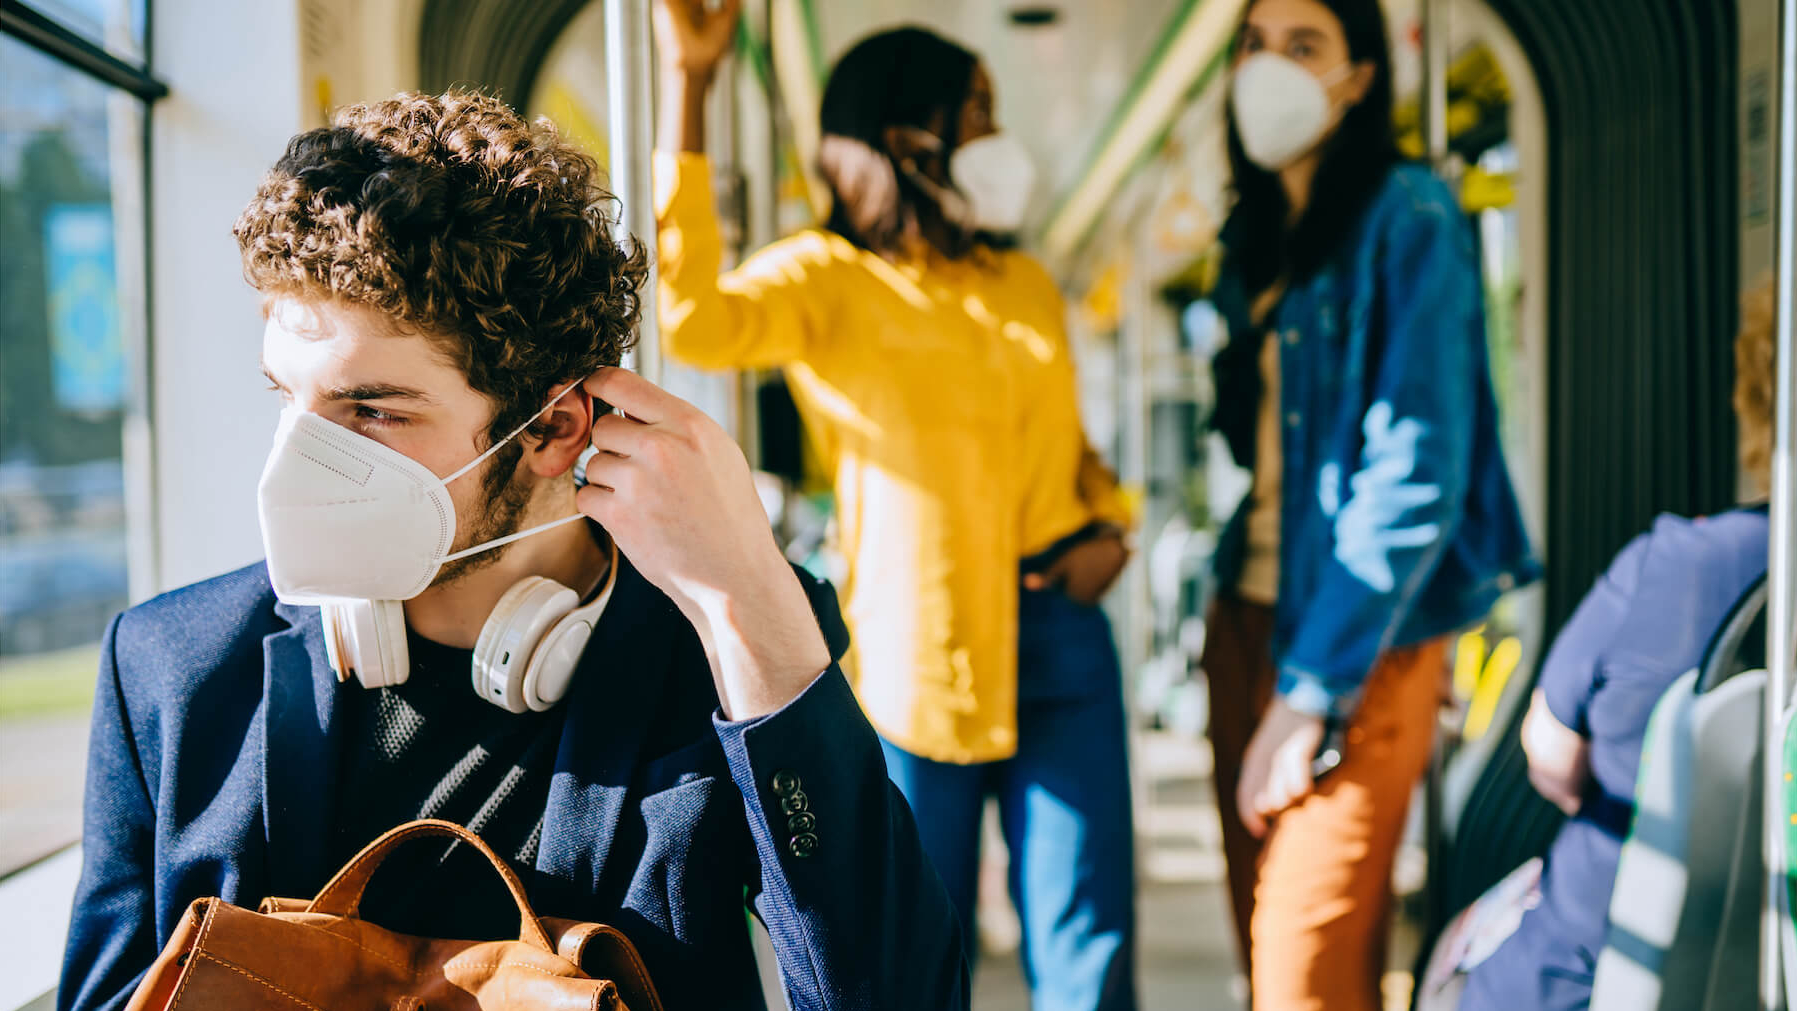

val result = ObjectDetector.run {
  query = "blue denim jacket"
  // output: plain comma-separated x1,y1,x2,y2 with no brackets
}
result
1210,163,1540,719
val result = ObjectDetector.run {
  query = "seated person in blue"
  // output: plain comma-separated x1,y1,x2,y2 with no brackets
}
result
1455,277,1778,1010
59,91,967,1011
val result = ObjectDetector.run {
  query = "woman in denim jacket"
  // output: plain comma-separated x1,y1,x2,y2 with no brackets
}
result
1201,1,1538,1007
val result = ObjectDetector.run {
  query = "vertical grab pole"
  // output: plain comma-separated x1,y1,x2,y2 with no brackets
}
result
606,0,662,384
740,0,779,468
1420,0,1452,941
1763,0,1796,1005
1423,0,1451,173
1121,236,1154,854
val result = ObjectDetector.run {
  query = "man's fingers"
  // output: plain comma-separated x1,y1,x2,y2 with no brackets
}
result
589,410,651,455
579,451,634,493
583,367,680,425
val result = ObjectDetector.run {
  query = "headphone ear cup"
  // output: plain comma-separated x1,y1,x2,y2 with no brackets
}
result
321,600,410,688
320,602,351,683
368,600,408,687
473,577,578,713
522,612,596,712
522,543,620,712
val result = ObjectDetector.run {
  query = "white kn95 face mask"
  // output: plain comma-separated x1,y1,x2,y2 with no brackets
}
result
256,388,582,604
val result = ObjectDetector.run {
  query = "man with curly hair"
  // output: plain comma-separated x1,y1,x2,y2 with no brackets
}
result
59,91,967,1010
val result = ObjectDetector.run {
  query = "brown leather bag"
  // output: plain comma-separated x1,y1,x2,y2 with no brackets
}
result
123,819,666,1011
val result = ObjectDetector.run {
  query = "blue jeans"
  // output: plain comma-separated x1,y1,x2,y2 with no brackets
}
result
880,587,1138,1011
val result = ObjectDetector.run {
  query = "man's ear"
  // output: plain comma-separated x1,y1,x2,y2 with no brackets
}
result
527,382,595,479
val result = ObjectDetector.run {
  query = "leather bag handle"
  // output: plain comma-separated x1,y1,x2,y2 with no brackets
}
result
306,819,554,952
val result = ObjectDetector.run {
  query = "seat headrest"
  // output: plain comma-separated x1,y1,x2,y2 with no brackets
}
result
1697,575,1768,694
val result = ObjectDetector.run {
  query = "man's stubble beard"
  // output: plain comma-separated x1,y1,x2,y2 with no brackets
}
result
429,442,535,588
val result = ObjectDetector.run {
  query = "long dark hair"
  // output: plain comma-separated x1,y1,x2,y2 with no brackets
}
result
1225,0,1398,296
817,27,977,256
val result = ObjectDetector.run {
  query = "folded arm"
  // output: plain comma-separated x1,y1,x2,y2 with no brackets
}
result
1524,530,1652,813
1522,689,1591,815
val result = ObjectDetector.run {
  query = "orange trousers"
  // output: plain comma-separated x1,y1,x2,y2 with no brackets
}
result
1204,595,1445,1011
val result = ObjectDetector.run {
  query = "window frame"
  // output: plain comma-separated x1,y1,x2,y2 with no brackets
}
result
0,10,166,1003
0,0,169,861
3,0,168,605
1,0,165,99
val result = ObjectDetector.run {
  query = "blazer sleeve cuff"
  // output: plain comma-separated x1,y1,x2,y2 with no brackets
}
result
712,664,880,862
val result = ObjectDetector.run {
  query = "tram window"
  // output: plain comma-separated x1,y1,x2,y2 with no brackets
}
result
25,0,149,66
0,28,151,879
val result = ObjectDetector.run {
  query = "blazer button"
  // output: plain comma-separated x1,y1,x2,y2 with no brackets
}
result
787,811,817,834
771,770,801,797
781,790,809,815
789,832,820,859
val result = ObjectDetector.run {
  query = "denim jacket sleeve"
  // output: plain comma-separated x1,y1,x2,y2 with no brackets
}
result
1277,181,1480,719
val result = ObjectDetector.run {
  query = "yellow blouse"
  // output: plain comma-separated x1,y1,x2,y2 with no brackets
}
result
656,152,1129,763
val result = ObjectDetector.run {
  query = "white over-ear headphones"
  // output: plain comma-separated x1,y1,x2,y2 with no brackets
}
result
319,539,619,713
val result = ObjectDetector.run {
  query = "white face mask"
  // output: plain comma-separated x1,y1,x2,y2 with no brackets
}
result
256,389,583,605
949,133,1036,233
1230,52,1356,171
905,130,1037,234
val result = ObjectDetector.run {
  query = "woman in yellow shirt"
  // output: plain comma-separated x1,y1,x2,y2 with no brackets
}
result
654,3,1137,1007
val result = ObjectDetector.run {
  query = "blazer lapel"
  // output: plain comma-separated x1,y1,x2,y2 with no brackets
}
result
537,554,677,904
261,600,347,899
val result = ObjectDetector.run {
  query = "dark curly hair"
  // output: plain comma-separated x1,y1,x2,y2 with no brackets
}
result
817,27,977,256
233,90,646,453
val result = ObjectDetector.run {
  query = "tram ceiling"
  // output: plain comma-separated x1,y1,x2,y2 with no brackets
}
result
418,0,588,109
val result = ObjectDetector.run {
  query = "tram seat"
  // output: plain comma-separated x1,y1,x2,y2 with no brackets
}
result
1590,577,1768,1011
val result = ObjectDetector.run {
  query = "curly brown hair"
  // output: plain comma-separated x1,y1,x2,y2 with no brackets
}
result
233,90,645,449
1735,276,1779,494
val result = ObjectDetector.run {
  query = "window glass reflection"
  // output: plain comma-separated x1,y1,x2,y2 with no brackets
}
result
0,31,146,875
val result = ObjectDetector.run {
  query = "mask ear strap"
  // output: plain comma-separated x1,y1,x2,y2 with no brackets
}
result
442,512,587,564
443,383,579,486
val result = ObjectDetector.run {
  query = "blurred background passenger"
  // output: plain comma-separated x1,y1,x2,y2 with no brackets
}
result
1447,277,1778,1011
652,1,1138,1007
1200,0,1537,1006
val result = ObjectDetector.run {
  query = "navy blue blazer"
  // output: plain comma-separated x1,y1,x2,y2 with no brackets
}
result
59,554,968,1010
